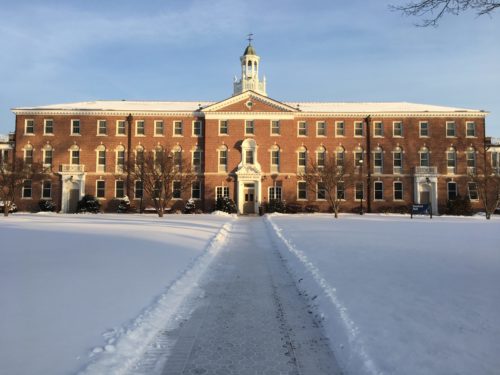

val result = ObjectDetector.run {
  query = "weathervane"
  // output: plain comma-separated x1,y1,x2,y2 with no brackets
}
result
247,33,254,44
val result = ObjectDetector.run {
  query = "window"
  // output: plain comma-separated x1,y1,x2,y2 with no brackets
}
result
446,122,456,137
354,149,364,166
219,120,228,135
97,149,106,172
337,182,345,200
135,147,144,166
373,148,383,173
316,121,326,136
115,180,125,198
466,122,476,137
245,120,254,135
42,180,52,199
193,121,202,136
419,121,429,137
153,181,161,199
192,181,201,199
192,150,202,172
25,119,34,134
24,147,33,164
393,121,403,137
96,180,105,199
355,182,364,200
174,121,183,136
468,182,479,200
269,186,282,201
297,181,307,200
154,121,164,136
317,182,326,200
336,121,345,136
317,147,326,167
116,120,126,135
136,120,145,136
419,148,429,167
466,149,476,173
271,148,280,172
447,181,458,200
219,148,228,172
298,150,307,168
71,120,80,135
374,181,384,200
298,121,307,136
216,186,229,199
71,149,80,165
271,120,280,135
44,119,54,135
173,181,181,199
22,179,32,198
447,148,457,174
354,121,363,137
394,181,403,200
134,180,143,199
116,148,125,173
245,150,254,164
393,148,403,173
97,120,107,135
173,149,182,169
336,147,345,167
373,121,383,137
43,148,53,166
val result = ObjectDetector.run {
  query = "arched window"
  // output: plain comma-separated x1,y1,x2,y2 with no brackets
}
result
241,138,257,166
270,145,280,173
42,144,53,167
466,147,476,174
96,144,106,172
135,145,144,165
172,145,182,169
192,146,202,173
373,146,383,174
115,145,125,173
446,147,457,174
316,146,326,167
419,146,429,167
393,146,403,174
218,145,228,173
297,146,307,172
23,144,34,164
69,144,80,165
336,146,345,167
354,146,364,167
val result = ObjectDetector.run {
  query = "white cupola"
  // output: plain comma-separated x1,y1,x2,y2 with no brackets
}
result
233,36,267,96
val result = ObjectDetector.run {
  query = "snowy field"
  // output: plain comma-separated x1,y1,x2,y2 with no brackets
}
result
267,214,500,375
0,213,234,375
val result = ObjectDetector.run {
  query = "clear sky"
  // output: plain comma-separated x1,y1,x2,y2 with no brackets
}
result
1,0,499,136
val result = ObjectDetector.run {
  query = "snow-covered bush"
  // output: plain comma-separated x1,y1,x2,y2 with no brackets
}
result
38,199,56,212
184,198,196,214
215,196,237,214
77,195,101,213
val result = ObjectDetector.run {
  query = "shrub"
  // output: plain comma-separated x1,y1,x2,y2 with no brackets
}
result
286,203,303,214
215,196,237,214
305,204,320,213
76,195,101,213
445,195,473,216
265,199,287,213
184,198,196,214
39,199,56,212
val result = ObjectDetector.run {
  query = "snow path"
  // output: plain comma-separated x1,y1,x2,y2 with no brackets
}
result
160,217,342,375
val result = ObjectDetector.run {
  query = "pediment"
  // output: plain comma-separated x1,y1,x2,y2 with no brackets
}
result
203,91,298,113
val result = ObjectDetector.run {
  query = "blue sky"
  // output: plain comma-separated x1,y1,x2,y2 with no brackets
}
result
1,0,499,136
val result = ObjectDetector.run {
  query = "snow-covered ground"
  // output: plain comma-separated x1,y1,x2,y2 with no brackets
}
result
0,213,234,375
267,214,500,375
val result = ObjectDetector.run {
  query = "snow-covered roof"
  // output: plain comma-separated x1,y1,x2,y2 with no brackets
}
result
0,134,9,142
12,99,486,114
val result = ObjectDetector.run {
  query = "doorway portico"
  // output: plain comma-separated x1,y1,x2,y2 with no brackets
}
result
235,138,262,214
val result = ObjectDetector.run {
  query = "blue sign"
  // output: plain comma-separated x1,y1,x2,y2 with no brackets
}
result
411,204,432,218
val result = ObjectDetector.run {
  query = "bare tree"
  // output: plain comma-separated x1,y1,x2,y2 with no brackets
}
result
468,162,500,220
392,0,500,26
0,158,44,217
128,148,196,217
299,155,351,218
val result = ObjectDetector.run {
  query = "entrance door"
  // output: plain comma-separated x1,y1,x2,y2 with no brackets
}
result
420,191,430,204
243,183,255,214
69,189,80,213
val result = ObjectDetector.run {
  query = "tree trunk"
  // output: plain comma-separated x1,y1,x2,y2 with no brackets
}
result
334,207,339,219
486,211,491,220
3,204,8,217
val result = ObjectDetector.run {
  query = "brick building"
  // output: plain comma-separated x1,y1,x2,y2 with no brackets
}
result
10,42,490,214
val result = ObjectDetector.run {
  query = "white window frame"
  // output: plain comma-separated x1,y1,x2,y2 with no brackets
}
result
374,181,384,201
297,181,307,200
154,120,164,136
173,121,183,136
96,180,106,199
135,120,145,136
25,119,35,135
43,148,53,167
97,120,107,136
97,149,106,173
355,182,364,200
270,149,280,173
219,120,228,135
316,182,326,201
354,121,364,137
134,180,144,199
392,121,403,137
269,186,282,201
71,119,81,135
192,120,202,137
41,180,52,199
22,179,32,199
316,121,326,137
245,120,255,135
218,149,228,173
116,120,126,136
373,121,383,137
335,121,345,137
71,149,80,165
447,181,458,200
172,180,182,200
419,121,429,137
468,182,479,201
191,180,201,199
115,180,125,198
271,120,280,135
446,121,456,137
393,181,403,201
44,119,54,135
297,121,307,136
466,121,476,137
216,186,230,200
24,147,34,164
393,150,403,174
373,150,383,174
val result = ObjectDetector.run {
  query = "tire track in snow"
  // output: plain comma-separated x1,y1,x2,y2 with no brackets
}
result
78,220,235,375
266,215,381,375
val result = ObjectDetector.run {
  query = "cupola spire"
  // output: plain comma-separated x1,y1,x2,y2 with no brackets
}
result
233,35,267,96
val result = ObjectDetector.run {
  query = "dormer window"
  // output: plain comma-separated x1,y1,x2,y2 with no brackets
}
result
245,150,254,164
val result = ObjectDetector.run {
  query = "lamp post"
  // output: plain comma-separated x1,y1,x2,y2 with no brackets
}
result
358,159,364,215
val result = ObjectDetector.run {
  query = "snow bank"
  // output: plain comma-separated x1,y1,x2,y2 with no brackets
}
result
267,214,500,375
0,214,234,375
